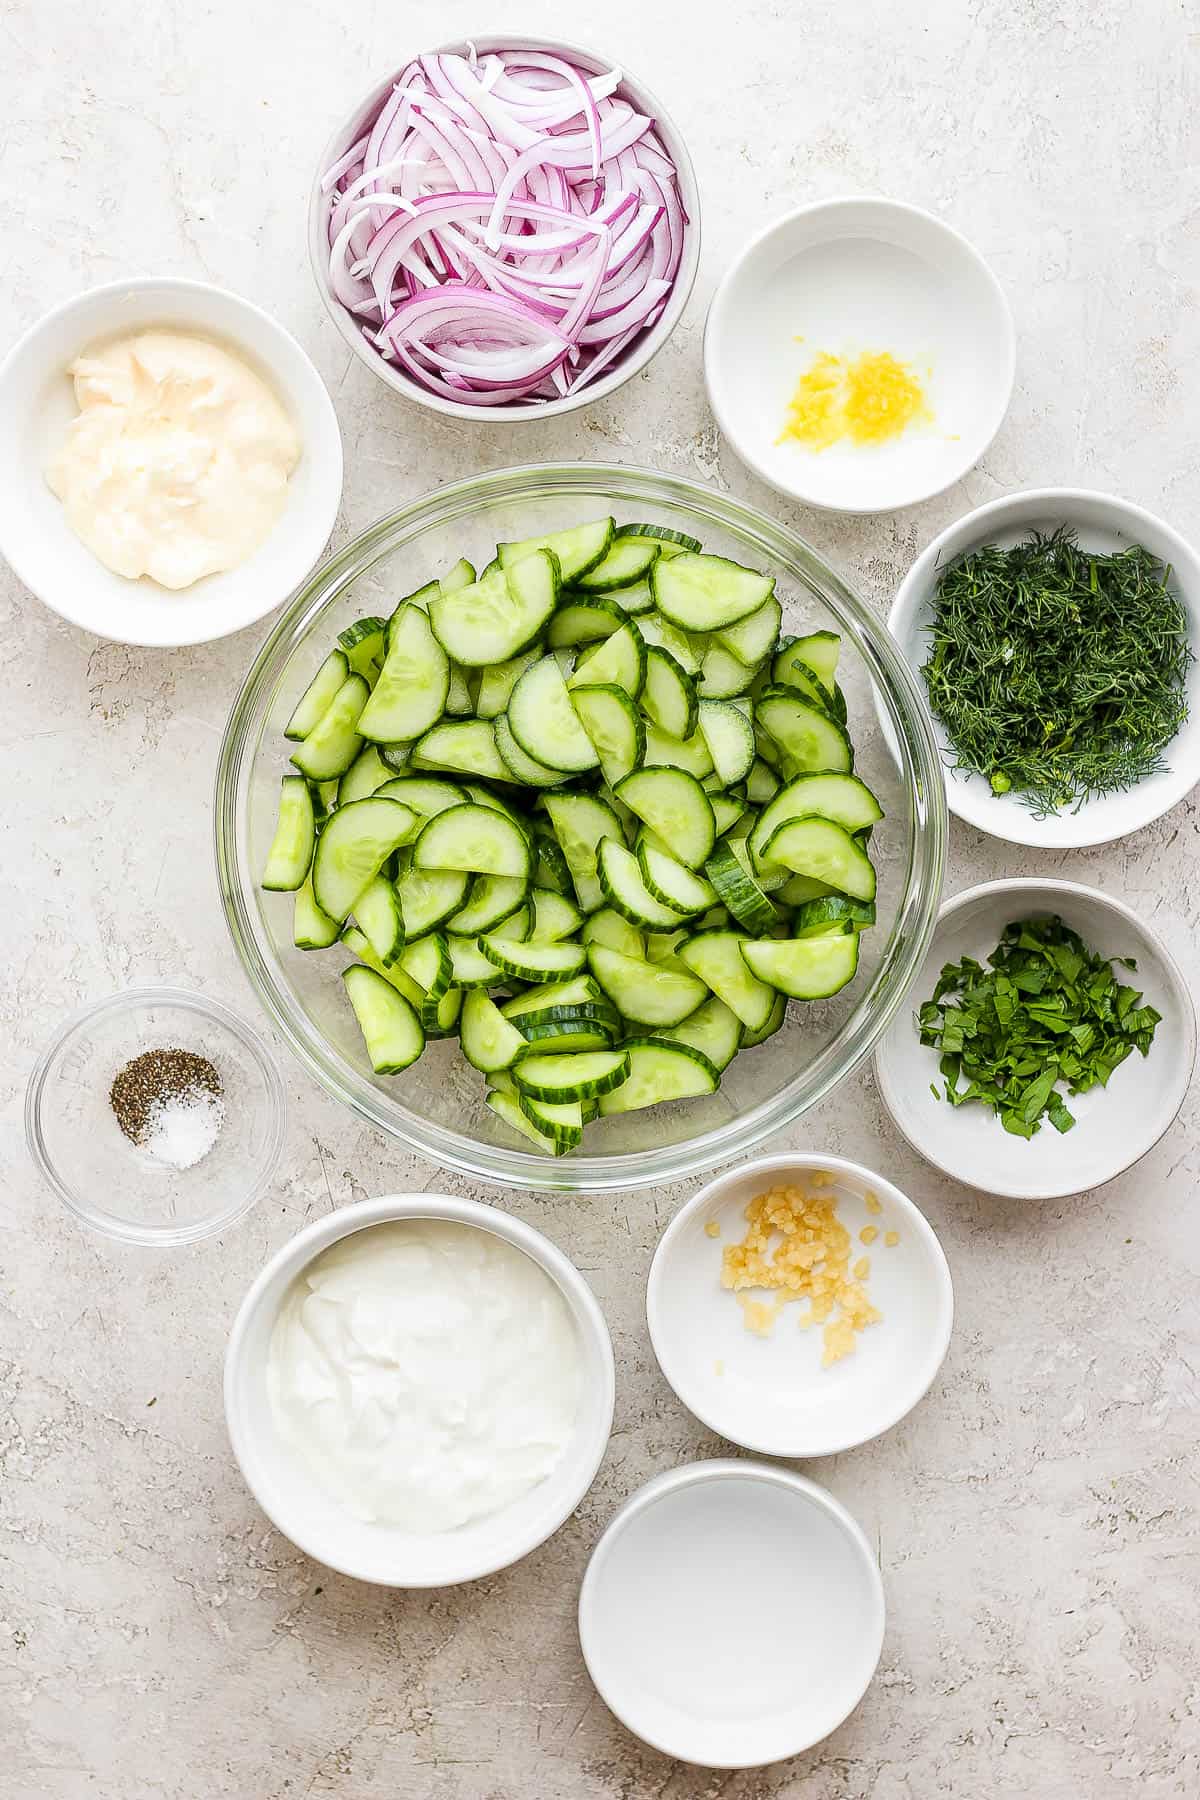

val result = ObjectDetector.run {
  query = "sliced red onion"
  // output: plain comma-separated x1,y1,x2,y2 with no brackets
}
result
322,46,689,406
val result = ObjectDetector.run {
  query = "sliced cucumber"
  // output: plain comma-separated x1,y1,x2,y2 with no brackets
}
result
777,873,837,906
697,700,756,787
498,517,614,584
741,929,860,998
574,535,659,592
775,631,840,693
547,599,626,649
616,523,702,554
353,874,405,965
543,792,624,914
342,929,425,1007
642,645,698,740
486,1088,560,1154
755,690,853,776
637,841,717,916
412,803,531,878
653,552,775,632
638,613,703,675
338,617,387,680
567,620,646,698
501,974,609,1021
342,965,425,1074
678,929,776,1031
757,817,877,901
478,934,588,982
705,840,779,935
293,873,339,949
528,888,584,943
710,794,746,836
374,776,467,818
286,650,349,742
512,1048,631,1102
358,604,449,743
597,1039,717,1115
768,651,837,714
262,776,316,891
446,934,505,989
745,758,781,805
412,719,513,783
516,1018,616,1054
587,944,708,1027
475,648,542,719
517,1091,584,1149
570,684,646,787
394,861,471,939
793,895,876,934
582,908,645,959
598,838,691,931
697,642,762,700
652,996,742,1071
439,557,476,596
311,796,415,922
289,673,369,781
716,594,781,666
444,663,474,717
641,723,715,781
533,829,573,897
337,744,394,807
509,656,600,774
448,873,528,936
430,551,559,666
615,767,715,870
741,990,787,1048
748,772,883,861
493,711,571,788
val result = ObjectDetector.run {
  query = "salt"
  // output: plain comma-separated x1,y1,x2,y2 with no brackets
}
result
140,1087,225,1171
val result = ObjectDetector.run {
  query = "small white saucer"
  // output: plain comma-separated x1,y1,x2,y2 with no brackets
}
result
578,1460,885,1768
704,196,1014,514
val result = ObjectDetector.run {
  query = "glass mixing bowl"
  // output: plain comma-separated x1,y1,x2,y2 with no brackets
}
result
215,463,946,1191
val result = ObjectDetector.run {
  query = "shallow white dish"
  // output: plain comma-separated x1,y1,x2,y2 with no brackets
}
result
875,879,1196,1200
578,1459,885,1767
308,36,700,423
887,487,1200,847
0,277,343,646
704,196,1014,514
647,1154,952,1457
225,1193,614,1586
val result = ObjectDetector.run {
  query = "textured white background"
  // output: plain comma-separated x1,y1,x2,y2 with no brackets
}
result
3,1,1199,1795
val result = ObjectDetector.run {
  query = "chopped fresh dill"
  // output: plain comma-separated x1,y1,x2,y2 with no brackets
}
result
920,528,1191,816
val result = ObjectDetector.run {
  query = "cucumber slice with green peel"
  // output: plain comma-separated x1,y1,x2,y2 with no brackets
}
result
438,556,476,595
615,523,702,555
477,934,588,982
582,908,645,959
262,776,316,891
567,620,646,698
511,999,618,1033
373,776,467,818
285,650,351,742
741,929,860,998
792,895,876,933
379,742,414,775
527,888,584,943
652,996,742,1071
444,663,473,716
412,719,513,782
486,1088,561,1153
341,927,423,1001
748,772,883,863
570,684,646,787
424,986,463,1038
652,552,775,632
754,724,782,769
399,932,452,1002
697,700,756,787
638,613,703,675
512,1048,631,1102
775,631,841,694
741,990,787,1048
493,712,571,788
515,1018,617,1054
573,535,659,592
710,794,747,836
754,691,853,776
448,873,528,935
497,517,614,584
533,831,572,896
611,578,654,615
745,758,781,805
311,778,339,825
705,840,779,934
678,929,776,1031
640,722,715,781
311,796,415,921
460,990,528,1074
777,873,837,906
337,744,394,807
543,792,625,914
636,841,717,916
394,862,471,939
358,604,450,743
430,551,560,666
289,673,369,780
413,804,532,878
508,656,600,774
501,974,608,1020
293,874,339,949
597,1039,718,1115
642,645,698,740
727,834,789,892
587,944,709,1027
353,874,405,964
716,595,782,666
758,817,877,901
517,1091,585,1149
502,902,533,943
389,581,440,627
615,767,716,870
598,838,692,931
462,783,522,820
342,965,425,1073
338,616,387,680
768,650,838,713
697,642,763,700
547,600,626,649
475,648,542,719
644,927,691,970
446,933,506,989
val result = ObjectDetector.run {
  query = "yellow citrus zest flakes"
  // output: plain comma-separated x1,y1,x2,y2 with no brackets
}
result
778,348,931,452
884,1230,900,1248
720,1181,882,1367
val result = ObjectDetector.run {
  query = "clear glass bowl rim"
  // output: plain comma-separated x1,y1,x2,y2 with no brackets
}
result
215,461,947,1192
25,984,287,1246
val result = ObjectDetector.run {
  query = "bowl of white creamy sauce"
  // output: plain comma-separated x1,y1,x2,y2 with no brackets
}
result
225,1194,614,1586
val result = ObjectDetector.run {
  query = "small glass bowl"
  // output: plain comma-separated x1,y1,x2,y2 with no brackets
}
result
26,987,286,1246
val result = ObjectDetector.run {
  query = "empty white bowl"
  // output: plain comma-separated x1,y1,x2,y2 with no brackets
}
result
888,487,1200,847
647,1154,953,1457
875,879,1196,1200
578,1460,885,1767
225,1193,614,1586
705,196,1014,514
0,277,343,646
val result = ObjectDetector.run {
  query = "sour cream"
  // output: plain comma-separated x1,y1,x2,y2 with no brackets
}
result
46,330,301,590
267,1219,582,1533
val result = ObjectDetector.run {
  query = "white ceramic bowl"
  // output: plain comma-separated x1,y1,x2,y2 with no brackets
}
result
875,879,1196,1200
704,197,1014,514
578,1460,885,1767
887,488,1200,847
307,36,700,423
647,1154,953,1457
225,1193,614,1586
0,277,343,646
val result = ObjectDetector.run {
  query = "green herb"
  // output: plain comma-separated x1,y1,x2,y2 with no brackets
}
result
917,915,1161,1137
921,529,1191,816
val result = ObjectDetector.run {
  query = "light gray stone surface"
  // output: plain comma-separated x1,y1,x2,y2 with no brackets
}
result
2,1,1198,1794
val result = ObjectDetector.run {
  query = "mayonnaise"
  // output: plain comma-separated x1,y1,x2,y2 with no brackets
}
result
267,1220,582,1533
46,330,301,590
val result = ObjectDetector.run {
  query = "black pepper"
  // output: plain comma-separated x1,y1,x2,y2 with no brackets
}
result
109,1047,223,1146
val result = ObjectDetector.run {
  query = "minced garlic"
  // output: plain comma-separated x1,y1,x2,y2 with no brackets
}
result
720,1181,882,1367
860,1225,878,1246
778,348,930,452
884,1230,900,1248
704,1220,722,1239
